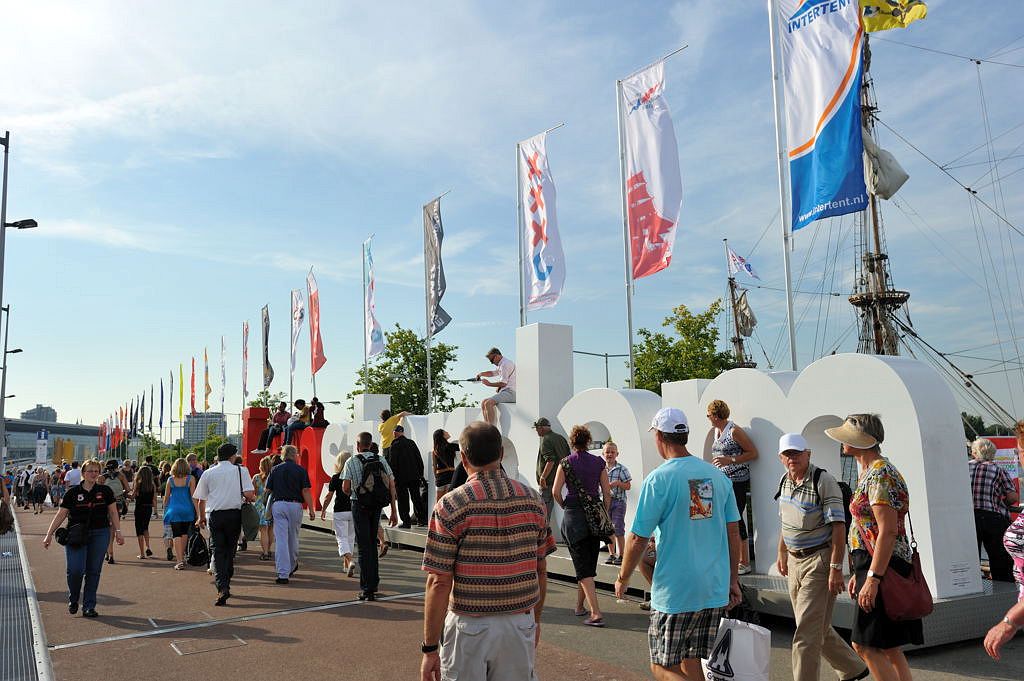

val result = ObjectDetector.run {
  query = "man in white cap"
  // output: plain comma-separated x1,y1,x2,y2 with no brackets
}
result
615,407,742,680
774,434,868,681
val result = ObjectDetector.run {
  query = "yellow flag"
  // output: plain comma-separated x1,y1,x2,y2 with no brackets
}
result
861,0,927,32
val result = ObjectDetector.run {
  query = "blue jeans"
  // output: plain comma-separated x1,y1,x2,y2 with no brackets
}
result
66,527,110,610
283,421,307,445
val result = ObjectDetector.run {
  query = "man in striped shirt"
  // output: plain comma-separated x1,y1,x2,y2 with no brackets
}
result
775,433,867,681
421,422,555,681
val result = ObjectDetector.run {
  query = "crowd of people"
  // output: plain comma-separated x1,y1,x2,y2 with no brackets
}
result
6,396,1024,679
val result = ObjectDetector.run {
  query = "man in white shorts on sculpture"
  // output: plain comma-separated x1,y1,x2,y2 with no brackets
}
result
476,347,516,426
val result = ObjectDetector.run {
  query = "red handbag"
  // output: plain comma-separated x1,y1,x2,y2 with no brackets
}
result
879,515,933,621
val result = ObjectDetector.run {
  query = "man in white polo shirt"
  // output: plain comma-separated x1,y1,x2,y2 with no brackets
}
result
476,347,516,427
193,443,256,606
63,461,83,487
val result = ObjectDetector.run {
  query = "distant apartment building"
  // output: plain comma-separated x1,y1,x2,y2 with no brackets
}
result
182,411,227,445
20,404,57,422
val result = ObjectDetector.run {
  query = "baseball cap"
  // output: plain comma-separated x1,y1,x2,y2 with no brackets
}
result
778,433,808,455
649,407,689,434
533,417,551,428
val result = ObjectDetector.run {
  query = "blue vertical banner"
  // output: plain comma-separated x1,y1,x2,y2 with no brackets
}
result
777,0,867,230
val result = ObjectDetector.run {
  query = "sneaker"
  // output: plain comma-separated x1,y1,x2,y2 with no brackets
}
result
82,609,99,618
604,555,617,565
639,600,651,611
611,556,623,566
145,548,153,557
68,602,79,615
275,577,289,585
737,563,752,575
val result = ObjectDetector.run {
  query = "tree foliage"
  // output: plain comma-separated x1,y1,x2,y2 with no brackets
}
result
962,412,1011,439
248,389,289,410
348,324,471,414
633,300,733,395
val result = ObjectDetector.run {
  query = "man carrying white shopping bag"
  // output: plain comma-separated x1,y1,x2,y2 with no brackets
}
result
774,434,868,681
616,408,742,680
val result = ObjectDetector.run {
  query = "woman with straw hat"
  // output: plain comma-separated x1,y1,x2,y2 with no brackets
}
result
825,414,922,681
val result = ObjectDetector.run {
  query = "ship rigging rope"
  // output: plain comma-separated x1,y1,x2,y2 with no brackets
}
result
874,118,1024,238
967,193,1021,414
890,198,986,291
872,37,1024,68
895,321,1015,426
943,119,1024,169
987,33,1024,59
974,61,1024,399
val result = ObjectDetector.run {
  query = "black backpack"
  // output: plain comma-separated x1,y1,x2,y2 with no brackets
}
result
355,454,392,508
774,466,853,533
186,528,210,566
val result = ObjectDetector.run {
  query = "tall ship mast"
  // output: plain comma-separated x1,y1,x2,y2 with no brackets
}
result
849,36,912,356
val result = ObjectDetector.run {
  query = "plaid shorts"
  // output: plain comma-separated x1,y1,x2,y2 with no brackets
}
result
648,607,725,667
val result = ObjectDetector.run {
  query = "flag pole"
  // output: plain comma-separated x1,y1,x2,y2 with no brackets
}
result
616,77,636,389
362,239,369,384
310,268,318,398
516,141,526,327
617,49,687,390
767,0,799,371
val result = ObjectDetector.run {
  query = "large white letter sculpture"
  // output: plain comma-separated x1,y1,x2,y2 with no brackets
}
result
316,323,980,599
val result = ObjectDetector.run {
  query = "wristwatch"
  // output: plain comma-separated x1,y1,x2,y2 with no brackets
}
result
1004,616,1021,631
828,563,843,571
421,641,439,654
866,569,884,581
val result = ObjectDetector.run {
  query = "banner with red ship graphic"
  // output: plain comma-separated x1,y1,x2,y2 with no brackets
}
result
620,60,683,280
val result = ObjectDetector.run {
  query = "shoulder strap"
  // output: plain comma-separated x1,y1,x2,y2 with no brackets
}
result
773,473,787,501
811,466,824,500
560,457,596,502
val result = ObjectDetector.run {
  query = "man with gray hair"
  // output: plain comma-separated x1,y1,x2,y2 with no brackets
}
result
266,444,316,584
969,438,1018,582
774,433,867,681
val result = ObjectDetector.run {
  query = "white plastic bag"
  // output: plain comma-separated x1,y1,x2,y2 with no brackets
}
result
701,617,771,681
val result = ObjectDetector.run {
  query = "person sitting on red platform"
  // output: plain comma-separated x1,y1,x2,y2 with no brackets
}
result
251,402,290,454
309,397,329,428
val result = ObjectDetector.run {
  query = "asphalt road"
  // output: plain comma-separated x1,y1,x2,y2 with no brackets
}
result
14,506,1024,680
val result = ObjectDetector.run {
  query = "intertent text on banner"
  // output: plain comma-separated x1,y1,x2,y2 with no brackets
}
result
776,0,868,231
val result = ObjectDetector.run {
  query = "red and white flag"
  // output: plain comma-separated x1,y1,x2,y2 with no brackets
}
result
306,270,327,374
620,60,683,280
518,132,566,310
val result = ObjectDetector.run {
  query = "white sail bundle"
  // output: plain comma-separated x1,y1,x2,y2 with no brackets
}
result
735,290,757,338
862,129,909,200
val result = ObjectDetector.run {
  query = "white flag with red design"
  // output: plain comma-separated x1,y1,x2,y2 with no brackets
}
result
620,60,683,280
518,132,565,310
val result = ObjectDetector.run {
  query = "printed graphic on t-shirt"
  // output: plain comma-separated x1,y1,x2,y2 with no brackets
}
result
689,478,714,520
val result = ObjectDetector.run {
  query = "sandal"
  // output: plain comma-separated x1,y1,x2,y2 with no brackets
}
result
258,553,271,561
378,543,389,558
174,562,186,570
137,554,146,560
573,609,588,617
583,617,605,628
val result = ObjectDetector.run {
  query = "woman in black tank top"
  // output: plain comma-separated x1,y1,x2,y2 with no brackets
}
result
131,467,157,559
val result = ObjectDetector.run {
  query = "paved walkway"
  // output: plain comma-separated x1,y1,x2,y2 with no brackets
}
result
10,505,1024,680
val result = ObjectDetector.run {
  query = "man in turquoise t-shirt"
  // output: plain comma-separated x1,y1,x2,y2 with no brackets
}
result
615,407,741,679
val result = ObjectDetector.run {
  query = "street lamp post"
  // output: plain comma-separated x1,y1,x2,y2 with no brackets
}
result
0,306,23,472
0,131,37,473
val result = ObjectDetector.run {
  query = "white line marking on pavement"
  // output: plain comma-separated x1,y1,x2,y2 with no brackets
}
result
49,591,426,651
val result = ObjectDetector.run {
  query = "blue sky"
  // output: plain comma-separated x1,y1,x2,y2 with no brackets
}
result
1,1,1022,432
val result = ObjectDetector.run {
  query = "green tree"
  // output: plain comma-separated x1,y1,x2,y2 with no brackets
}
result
633,300,733,395
248,389,289,410
348,324,471,414
962,412,985,440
